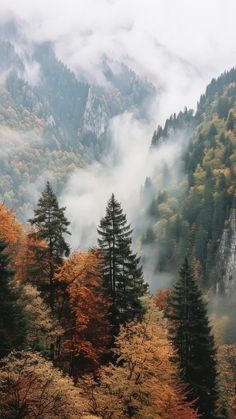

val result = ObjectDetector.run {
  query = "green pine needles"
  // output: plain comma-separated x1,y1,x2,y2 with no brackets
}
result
98,193,147,326
29,181,71,310
167,257,218,418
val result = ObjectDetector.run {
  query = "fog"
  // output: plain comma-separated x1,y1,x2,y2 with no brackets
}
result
60,112,190,289
0,1,236,122
0,1,236,289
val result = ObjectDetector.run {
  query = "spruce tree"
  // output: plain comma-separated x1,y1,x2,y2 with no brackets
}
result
226,111,235,131
0,239,26,357
166,258,218,418
98,194,147,326
29,181,71,310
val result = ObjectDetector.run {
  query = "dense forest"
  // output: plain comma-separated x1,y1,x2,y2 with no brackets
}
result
142,68,236,292
0,29,155,218
0,17,236,419
0,177,235,418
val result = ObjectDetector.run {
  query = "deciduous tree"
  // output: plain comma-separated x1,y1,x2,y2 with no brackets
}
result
15,225,48,285
153,288,171,312
218,344,236,418
0,203,23,246
0,351,88,418
56,250,111,379
19,284,62,355
85,298,199,418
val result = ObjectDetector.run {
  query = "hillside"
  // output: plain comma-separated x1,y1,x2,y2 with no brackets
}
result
0,6,236,418
142,68,236,291
0,23,155,218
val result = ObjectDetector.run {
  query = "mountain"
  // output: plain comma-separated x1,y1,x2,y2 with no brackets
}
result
142,68,236,291
0,22,155,218
1,20,235,294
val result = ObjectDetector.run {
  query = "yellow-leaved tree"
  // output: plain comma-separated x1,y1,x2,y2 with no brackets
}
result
0,203,24,273
84,297,199,418
0,351,89,419
218,344,236,417
18,284,62,355
0,203,23,246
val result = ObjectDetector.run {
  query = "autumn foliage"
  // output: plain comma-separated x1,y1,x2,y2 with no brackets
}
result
153,288,171,312
0,197,227,418
56,250,111,378
15,225,48,284
84,298,199,418
218,344,236,418
0,203,24,273
0,203,23,246
0,351,88,419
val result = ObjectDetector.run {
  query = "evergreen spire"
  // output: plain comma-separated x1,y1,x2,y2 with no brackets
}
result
166,258,218,418
98,194,147,326
29,181,71,310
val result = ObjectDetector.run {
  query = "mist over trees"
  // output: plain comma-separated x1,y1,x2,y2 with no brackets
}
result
0,174,235,418
142,68,236,292
0,27,235,416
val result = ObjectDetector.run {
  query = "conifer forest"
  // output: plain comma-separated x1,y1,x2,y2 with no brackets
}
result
0,2,236,418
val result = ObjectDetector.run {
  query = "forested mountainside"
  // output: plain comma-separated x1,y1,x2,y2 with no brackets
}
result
0,22,155,217
1,20,236,415
142,68,236,291
0,186,223,418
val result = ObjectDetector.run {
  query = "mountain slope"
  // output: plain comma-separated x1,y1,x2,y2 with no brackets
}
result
0,25,156,218
142,68,236,290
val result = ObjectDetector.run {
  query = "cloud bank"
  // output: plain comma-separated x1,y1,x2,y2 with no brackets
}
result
60,112,189,291
1,0,236,288
0,0,236,121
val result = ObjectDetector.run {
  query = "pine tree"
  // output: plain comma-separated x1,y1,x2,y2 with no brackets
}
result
226,111,235,131
97,194,147,326
29,181,71,310
166,258,218,418
0,239,26,357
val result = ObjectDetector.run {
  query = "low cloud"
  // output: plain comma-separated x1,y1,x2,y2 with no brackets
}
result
0,1,235,290
60,111,190,288
0,1,236,122
60,112,154,249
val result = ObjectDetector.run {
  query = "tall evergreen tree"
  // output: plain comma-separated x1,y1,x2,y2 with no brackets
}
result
97,194,147,326
0,239,26,357
29,181,71,310
166,258,218,418
226,111,235,131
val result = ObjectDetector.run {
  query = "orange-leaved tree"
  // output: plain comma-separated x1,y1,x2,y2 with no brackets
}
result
0,203,23,246
153,288,171,313
15,225,48,285
0,203,24,271
55,249,111,379
0,351,89,418
84,297,199,419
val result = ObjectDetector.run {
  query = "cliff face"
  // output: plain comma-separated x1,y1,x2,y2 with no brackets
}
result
82,86,109,138
217,209,236,294
0,39,156,154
